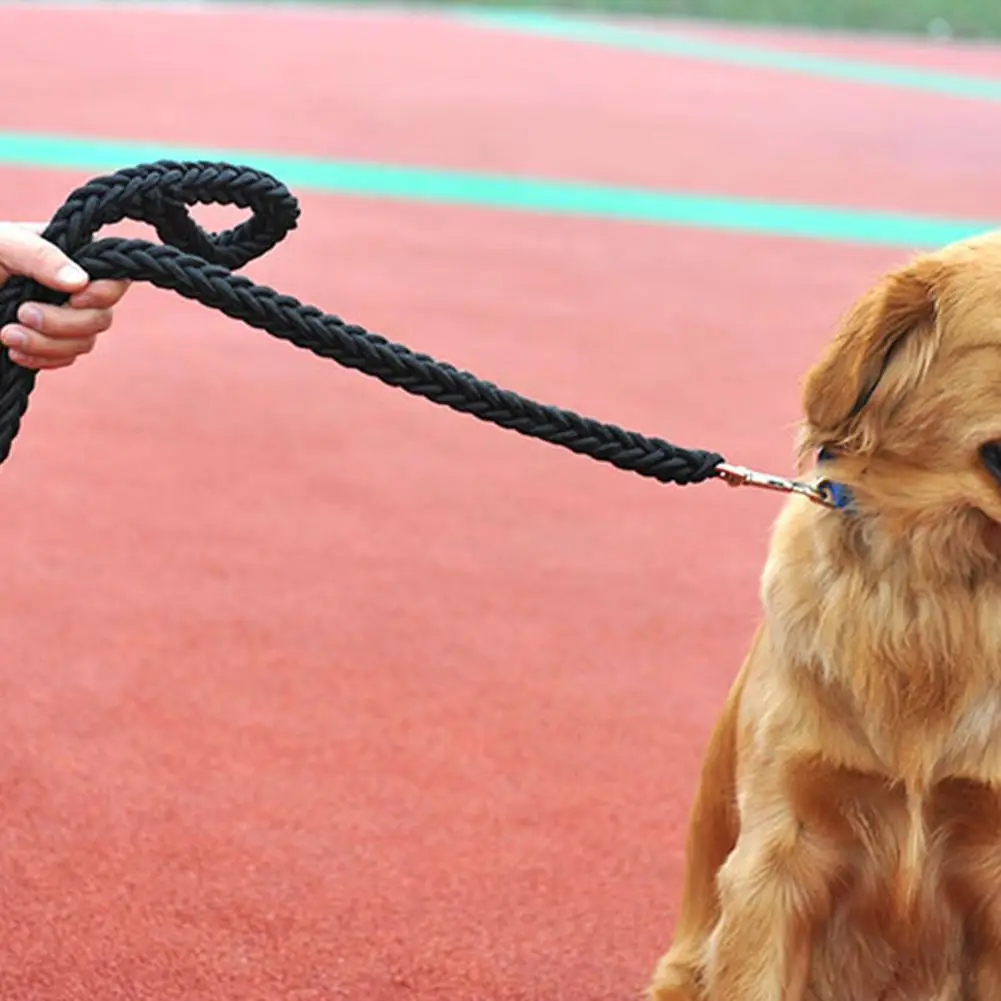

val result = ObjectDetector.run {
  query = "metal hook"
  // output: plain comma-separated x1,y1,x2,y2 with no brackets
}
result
714,462,838,509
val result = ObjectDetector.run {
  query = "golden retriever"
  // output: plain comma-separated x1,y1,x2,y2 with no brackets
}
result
648,231,1001,1001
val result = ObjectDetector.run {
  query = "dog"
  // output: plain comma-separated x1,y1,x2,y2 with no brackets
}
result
647,230,1001,1001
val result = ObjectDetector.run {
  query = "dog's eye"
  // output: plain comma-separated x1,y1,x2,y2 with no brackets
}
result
981,442,1001,485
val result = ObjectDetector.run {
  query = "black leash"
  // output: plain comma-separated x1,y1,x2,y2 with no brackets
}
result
0,160,834,507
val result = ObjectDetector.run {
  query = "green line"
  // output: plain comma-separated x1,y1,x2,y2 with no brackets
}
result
0,131,995,249
457,9,1001,101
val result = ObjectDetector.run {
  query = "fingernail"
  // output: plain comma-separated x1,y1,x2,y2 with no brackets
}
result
1,326,28,350
17,304,43,330
57,263,88,287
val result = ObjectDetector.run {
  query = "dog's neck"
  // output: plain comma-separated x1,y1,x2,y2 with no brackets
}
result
762,497,1001,734
840,504,1001,588
807,447,1001,579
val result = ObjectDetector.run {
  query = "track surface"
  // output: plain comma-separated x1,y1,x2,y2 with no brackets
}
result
1,4,999,999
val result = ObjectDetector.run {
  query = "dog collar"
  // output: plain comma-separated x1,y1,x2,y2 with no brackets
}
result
817,448,855,511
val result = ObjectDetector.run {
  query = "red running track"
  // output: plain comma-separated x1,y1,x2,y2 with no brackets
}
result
0,4,999,999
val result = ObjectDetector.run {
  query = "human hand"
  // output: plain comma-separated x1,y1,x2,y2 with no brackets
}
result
0,222,129,370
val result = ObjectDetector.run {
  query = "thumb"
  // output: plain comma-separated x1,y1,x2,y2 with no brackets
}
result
0,222,89,294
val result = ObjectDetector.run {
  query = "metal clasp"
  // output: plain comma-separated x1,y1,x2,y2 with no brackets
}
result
715,462,838,509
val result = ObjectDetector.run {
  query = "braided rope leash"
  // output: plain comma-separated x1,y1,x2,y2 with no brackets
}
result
0,160,834,507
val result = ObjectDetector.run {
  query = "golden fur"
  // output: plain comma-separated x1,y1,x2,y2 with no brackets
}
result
648,231,1001,1001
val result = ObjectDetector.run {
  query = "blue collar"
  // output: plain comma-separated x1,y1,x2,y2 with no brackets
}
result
817,448,855,511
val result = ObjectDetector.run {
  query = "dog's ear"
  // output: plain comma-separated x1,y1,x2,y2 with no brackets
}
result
802,258,944,441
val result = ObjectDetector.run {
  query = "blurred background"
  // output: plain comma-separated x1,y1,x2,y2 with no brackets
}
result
229,0,999,38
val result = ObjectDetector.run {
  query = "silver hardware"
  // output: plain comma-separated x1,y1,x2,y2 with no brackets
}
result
715,462,838,509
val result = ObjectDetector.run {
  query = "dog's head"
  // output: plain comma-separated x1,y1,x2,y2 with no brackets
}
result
800,230,1001,525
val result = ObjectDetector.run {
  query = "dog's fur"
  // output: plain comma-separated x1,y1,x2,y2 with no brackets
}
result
648,231,1001,1001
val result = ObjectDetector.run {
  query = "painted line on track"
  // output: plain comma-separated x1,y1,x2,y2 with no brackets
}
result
0,130,996,248
455,9,1001,102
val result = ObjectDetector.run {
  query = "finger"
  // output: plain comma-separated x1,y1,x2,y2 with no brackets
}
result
69,279,130,310
1,323,97,361
0,223,89,293
7,349,79,372
16,302,113,341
